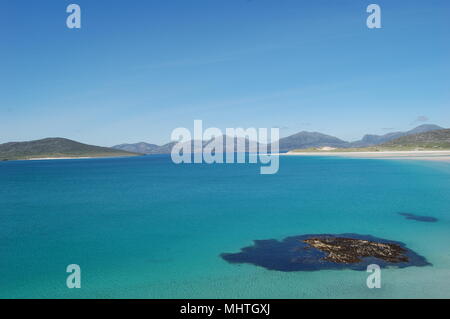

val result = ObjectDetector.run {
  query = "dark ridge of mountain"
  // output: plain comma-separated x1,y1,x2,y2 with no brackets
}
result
407,124,444,134
350,124,443,147
278,131,350,151
112,141,197,154
204,135,263,153
0,138,142,161
168,136,262,154
380,129,450,149
113,142,160,154
149,142,177,154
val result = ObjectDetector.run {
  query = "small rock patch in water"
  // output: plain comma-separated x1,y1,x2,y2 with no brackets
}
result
221,233,431,271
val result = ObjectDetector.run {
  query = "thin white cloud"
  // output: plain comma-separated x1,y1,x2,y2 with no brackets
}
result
411,115,429,124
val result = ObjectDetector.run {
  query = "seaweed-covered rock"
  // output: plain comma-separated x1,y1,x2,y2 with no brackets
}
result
221,233,431,271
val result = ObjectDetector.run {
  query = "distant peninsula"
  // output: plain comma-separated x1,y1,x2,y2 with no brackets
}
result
283,128,450,162
0,138,142,161
289,129,450,153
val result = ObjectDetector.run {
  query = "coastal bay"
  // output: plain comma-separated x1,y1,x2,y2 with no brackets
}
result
1,155,449,298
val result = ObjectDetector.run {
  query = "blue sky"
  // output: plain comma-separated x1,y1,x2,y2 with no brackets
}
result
1,0,449,146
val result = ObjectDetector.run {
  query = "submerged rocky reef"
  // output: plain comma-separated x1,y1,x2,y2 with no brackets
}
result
398,212,438,222
221,233,431,271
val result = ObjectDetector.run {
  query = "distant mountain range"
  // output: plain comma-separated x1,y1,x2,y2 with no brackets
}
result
1,124,446,161
113,141,174,155
113,124,445,154
113,142,161,154
114,135,265,154
0,138,140,161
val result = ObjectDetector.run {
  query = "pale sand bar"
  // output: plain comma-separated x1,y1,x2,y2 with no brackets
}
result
27,157,96,160
281,151,450,162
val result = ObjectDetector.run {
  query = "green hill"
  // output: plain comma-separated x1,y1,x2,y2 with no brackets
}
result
0,138,142,161
380,129,450,149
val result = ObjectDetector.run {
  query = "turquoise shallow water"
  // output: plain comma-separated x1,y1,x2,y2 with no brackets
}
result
0,155,449,298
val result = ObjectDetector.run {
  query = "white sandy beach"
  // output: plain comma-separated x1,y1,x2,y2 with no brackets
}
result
280,150,450,162
27,157,95,160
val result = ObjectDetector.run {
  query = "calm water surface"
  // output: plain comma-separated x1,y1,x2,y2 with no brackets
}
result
1,155,449,298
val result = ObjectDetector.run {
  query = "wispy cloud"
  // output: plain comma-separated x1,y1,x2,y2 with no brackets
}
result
135,56,238,70
272,126,290,131
411,115,429,125
132,45,287,71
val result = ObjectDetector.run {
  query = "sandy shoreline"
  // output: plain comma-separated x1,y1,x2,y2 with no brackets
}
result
280,150,450,162
13,151,450,163
26,157,96,160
